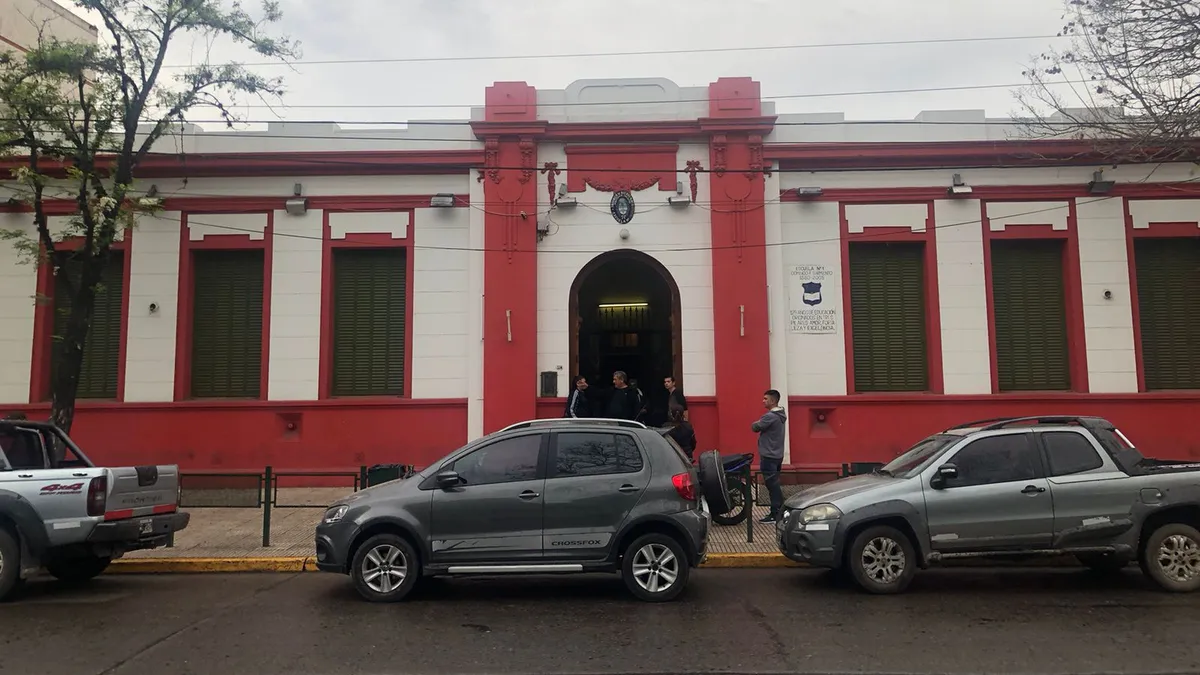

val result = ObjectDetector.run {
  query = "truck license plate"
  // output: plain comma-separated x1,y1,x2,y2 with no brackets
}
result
138,519,153,536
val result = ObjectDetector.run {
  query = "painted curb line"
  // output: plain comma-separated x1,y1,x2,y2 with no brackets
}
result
108,552,1081,574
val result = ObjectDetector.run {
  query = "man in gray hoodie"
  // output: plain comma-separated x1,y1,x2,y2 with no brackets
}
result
750,389,787,523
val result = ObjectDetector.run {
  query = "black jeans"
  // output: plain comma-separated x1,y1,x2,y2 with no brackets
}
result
760,457,784,516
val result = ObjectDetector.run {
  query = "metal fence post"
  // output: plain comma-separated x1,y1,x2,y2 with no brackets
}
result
262,465,273,547
745,467,754,544
358,465,368,491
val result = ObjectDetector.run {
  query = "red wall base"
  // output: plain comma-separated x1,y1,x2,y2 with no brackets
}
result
790,393,1200,464
11,393,1199,482
7,399,467,471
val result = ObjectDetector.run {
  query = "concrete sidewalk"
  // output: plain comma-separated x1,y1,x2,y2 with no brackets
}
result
121,488,783,564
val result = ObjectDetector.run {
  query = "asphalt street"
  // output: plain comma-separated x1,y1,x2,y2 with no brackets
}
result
1,568,1198,675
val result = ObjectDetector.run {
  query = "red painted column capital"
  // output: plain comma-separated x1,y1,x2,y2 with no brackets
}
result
477,82,541,432
707,78,774,455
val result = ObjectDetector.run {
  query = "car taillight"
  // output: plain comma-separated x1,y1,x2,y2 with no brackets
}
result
671,473,695,501
86,476,107,517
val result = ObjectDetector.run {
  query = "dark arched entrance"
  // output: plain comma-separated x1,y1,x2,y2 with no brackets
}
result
569,250,682,426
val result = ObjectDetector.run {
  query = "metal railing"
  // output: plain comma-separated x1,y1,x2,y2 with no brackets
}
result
177,464,411,546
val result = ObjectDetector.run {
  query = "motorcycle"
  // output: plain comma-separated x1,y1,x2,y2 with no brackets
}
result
710,452,756,526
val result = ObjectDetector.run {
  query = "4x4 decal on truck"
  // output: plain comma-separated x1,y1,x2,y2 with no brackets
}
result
40,483,85,495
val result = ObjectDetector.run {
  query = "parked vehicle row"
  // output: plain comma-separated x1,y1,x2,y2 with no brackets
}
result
0,420,189,602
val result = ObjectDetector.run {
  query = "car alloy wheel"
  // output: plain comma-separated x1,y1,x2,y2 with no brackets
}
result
1156,534,1200,584
361,544,408,595
631,542,679,594
861,536,906,584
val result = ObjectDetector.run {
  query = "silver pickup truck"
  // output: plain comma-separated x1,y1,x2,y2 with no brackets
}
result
0,420,189,601
777,415,1200,594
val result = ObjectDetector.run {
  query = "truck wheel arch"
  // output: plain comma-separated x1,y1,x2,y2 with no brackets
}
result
835,504,929,568
0,492,50,560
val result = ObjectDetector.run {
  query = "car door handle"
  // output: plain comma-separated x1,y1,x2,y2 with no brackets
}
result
618,485,639,493
1021,484,1046,494
518,490,540,500
17,474,32,478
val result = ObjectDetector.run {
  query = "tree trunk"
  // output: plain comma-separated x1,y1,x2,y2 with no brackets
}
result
49,255,102,434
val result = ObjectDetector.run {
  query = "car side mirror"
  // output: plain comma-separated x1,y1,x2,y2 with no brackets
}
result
436,470,462,489
930,463,958,489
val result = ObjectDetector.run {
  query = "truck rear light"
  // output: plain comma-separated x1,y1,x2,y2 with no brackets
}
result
671,473,695,501
86,476,107,517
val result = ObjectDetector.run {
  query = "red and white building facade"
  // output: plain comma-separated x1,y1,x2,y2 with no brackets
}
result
2,76,1199,471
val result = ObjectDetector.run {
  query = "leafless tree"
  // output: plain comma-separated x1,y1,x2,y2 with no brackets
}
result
1017,0,1200,163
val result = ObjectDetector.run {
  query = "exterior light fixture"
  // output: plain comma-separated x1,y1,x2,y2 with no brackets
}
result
1088,170,1115,194
284,197,308,216
556,196,578,207
598,302,649,309
667,195,691,207
794,187,824,198
429,194,456,207
948,174,972,196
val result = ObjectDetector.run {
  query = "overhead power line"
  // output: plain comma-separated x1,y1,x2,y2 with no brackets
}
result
158,34,1066,69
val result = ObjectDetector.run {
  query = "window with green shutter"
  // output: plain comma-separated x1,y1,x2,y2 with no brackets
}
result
51,251,125,400
849,242,928,392
1134,237,1200,390
990,239,1071,391
331,248,407,397
190,249,264,398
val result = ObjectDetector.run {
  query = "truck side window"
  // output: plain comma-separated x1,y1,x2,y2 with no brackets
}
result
0,429,48,470
1042,431,1104,476
945,434,1040,487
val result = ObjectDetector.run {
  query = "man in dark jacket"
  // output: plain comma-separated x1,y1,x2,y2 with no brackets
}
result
665,409,697,461
605,371,640,420
564,375,590,418
751,389,787,523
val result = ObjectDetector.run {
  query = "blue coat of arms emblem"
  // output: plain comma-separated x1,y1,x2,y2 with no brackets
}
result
802,281,822,306
610,191,635,224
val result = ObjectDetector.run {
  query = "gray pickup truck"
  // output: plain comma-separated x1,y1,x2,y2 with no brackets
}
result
0,420,189,601
777,415,1200,594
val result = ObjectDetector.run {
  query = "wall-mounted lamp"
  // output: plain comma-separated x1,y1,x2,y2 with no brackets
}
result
284,197,308,216
430,193,456,208
667,195,691,207
619,228,630,240
1088,170,1116,195
598,302,649,309
558,183,569,198
556,196,578,207
948,174,972,197
793,187,824,198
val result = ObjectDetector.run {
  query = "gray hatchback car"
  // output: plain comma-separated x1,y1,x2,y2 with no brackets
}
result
315,418,718,603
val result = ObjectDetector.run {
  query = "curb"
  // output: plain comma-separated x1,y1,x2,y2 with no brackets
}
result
108,552,1082,574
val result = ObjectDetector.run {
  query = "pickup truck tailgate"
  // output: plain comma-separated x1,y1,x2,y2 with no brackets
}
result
104,465,180,520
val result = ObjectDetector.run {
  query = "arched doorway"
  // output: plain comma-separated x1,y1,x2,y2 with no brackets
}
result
569,250,682,426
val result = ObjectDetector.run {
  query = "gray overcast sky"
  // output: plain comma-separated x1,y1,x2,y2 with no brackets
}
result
61,0,1071,126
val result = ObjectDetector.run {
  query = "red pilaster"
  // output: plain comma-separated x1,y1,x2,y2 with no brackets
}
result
478,82,541,432
706,78,774,454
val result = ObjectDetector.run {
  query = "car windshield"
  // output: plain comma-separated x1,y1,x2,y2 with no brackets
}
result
880,435,956,478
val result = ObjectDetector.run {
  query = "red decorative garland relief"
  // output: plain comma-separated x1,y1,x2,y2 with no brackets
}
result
518,138,536,184
541,162,560,205
583,176,661,193
484,138,501,184
712,134,727,177
745,134,764,181
685,160,702,203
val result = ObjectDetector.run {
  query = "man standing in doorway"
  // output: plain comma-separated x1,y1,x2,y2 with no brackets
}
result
664,375,688,422
605,371,640,420
564,375,590,418
751,389,787,523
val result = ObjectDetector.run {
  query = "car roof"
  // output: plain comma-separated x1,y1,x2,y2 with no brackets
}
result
498,418,650,433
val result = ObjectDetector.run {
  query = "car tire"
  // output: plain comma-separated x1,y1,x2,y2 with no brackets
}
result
622,533,690,603
45,555,111,584
1076,552,1128,575
847,525,917,595
696,450,733,515
1141,523,1200,593
0,527,21,603
351,534,421,603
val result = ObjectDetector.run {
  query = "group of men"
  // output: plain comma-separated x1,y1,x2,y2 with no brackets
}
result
563,372,790,524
